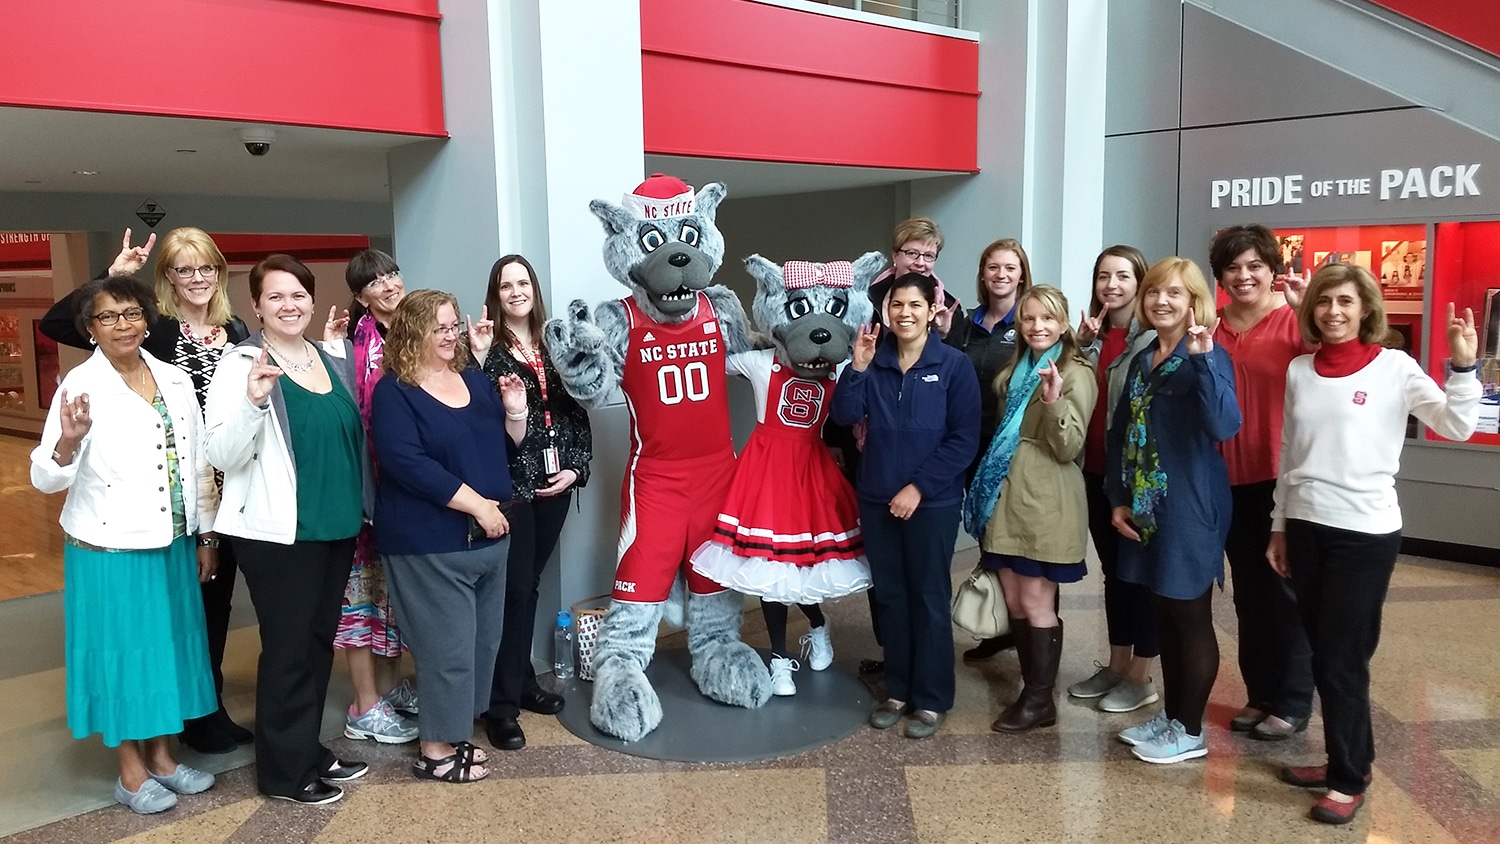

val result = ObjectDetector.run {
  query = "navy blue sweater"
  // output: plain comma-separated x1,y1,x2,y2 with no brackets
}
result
831,330,981,508
370,368,516,555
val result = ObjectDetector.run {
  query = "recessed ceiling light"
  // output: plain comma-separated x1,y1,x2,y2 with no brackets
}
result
72,170,100,176
176,149,197,154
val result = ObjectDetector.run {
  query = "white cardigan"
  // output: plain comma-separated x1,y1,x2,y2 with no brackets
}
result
30,348,216,549
204,337,362,545
1272,349,1480,535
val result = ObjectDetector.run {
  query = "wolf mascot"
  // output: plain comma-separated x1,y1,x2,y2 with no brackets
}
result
690,253,884,603
545,174,771,741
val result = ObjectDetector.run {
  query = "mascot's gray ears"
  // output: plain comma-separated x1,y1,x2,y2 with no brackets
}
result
743,254,784,298
589,199,637,236
852,250,887,289
695,182,728,220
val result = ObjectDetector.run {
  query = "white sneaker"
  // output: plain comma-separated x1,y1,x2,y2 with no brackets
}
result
800,625,834,671
769,656,799,696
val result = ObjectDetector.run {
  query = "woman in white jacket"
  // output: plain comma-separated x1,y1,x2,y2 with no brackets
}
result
204,254,371,806
1267,263,1480,825
30,276,219,815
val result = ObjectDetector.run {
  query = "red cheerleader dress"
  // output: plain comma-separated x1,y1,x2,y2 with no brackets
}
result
691,349,870,603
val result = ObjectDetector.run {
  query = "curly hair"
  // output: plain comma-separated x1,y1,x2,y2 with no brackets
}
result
74,275,160,339
1209,224,1282,280
384,289,470,385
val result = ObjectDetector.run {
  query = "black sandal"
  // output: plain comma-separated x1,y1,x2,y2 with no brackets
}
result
412,750,487,783
453,741,489,764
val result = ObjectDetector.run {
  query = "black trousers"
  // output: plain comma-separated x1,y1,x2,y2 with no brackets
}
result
860,502,960,712
485,491,573,720
1285,519,1401,796
1084,473,1159,657
1225,481,1314,719
235,536,353,796
201,536,239,700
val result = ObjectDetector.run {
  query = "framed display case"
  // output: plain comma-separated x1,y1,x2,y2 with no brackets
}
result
1431,221,1500,442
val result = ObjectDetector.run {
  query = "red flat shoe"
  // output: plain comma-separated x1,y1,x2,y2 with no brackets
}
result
1310,793,1365,825
1281,764,1328,788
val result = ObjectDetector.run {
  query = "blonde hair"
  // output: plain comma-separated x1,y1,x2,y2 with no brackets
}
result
892,217,944,254
385,289,470,384
154,227,233,326
993,285,1090,398
1135,257,1216,330
1298,262,1388,346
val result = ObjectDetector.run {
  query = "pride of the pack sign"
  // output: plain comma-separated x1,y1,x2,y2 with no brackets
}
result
1210,164,1482,208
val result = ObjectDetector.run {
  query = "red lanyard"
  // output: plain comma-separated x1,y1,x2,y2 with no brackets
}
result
511,337,553,432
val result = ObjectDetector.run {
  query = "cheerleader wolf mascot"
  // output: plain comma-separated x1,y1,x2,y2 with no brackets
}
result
691,254,882,695
544,174,771,741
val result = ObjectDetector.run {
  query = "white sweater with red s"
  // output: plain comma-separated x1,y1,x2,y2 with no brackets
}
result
1271,349,1481,535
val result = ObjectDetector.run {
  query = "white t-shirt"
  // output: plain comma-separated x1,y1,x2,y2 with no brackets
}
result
1271,349,1481,535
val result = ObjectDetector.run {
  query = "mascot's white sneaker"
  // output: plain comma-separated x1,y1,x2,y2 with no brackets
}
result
769,656,799,696
801,625,834,671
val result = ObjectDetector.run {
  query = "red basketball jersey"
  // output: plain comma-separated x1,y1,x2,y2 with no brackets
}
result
621,293,732,460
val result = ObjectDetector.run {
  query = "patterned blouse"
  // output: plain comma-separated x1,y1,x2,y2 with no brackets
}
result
481,341,593,500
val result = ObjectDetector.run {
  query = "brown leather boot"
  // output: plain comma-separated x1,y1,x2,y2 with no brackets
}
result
993,621,1062,732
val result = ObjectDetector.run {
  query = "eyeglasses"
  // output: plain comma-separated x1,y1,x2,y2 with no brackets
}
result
432,323,461,337
170,265,220,280
898,248,939,263
365,271,401,292
93,308,147,326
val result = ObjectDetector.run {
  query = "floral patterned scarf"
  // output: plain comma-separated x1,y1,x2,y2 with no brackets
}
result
351,313,385,429
1122,355,1182,544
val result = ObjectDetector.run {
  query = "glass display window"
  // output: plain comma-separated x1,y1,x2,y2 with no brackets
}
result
1431,221,1500,443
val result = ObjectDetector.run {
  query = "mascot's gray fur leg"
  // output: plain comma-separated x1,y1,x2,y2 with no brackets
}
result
687,590,773,709
590,600,666,741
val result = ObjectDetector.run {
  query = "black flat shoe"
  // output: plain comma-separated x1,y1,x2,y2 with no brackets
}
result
519,688,565,715
485,716,526,751
962,634,1015,661
858,659,885,676
323,759,369,783
212,708,254,745
269,781,343,805
180,716,237,755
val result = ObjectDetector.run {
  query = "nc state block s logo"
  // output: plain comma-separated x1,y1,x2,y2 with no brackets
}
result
1352,391,1367,405
777,380,826,429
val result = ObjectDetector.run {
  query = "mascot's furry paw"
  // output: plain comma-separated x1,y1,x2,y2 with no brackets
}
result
544,299,620,407
590,657,663,742
686,590,773,709
588,600,666,741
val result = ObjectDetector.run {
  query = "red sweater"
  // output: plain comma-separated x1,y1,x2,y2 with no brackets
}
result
1214,304,1305,486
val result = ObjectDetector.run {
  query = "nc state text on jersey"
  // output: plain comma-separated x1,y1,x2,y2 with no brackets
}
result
637,337,720,363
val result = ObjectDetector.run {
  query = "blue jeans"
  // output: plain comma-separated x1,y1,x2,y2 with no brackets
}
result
859,501,960,712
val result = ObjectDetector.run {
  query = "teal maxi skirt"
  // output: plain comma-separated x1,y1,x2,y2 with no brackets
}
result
64,534,216,747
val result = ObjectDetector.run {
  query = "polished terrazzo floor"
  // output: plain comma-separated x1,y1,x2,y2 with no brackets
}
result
3,544,1500,843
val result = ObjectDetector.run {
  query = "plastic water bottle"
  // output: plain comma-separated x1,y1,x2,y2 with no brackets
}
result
553,610,575,679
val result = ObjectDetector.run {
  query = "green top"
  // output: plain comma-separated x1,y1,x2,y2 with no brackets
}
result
277,351,364,541
151,391,189,539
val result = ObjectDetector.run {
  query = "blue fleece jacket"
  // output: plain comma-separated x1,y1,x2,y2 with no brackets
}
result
831,329,981,508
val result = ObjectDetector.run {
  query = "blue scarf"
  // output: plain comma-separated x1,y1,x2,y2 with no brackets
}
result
962,344,1063,538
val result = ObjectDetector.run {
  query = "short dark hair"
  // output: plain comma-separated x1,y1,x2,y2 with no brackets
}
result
74,275,159,338
1298,262,1389,346
1209,224,1282,280
344,249,399,324
250,253,316,300
888,272,938,306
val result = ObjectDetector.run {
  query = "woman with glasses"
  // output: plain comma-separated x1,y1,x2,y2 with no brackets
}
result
31,276,220,814
317,250,421,747
205,254,369,805
370,290,529,783
40,227,253,755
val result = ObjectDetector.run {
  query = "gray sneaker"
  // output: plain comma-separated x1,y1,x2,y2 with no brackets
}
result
150,763,215,794
1118,711,1170,746
345,699,419,744
1098,679,1160,713
1067,663,1123,699
382,679,419,716
115,778,177,814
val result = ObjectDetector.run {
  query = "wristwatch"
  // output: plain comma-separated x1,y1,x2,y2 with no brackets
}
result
1451,361,1479,373
197,536,221,549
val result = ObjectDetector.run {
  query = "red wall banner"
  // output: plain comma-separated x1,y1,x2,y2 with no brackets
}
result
641,0,979,171
0,0,445,137
1368,0,1500,58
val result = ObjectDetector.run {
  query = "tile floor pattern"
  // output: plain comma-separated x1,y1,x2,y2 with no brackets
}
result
5,549,1500,843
